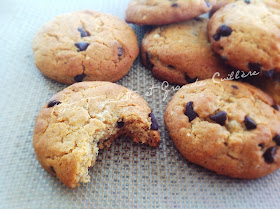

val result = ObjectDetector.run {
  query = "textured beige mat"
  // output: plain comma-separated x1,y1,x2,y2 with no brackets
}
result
0,0,279,208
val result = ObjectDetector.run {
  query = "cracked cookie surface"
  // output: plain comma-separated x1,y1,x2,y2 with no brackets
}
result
208,1,280,75
141,18,230,85
33,81,160,188
164,79,280,178
125,0,216,25
33,10,139,84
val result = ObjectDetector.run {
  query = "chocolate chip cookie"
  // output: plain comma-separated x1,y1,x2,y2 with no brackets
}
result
208,1,280,76
142,18,230,85
126,0,216,25
165,79,280,179
33,11,139,84
33,82,160,188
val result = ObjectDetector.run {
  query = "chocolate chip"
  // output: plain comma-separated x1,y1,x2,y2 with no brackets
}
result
245,0,250,4
78,27,90,37
219,25,232,37
205,0,210,7
185,74,197,83
232,85,238,89
263,147,277,163
117,121,124,128
258,143,264,149
149,112,159,130
171,3,179,7
262,69,275,78
185,102,198,122
213,34,221,41
244,116,257,130
210,111,227,126
75,42,89,52
273,134,280,146
118,47,123,56
50,166,56,174
47,100,61,108
74,73,86,82
272,104,279,111
248,63,261,72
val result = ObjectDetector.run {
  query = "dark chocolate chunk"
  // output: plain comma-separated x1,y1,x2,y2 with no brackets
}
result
272,104,279,111
210,111,227,126
48,100,61,108
185,102,198,122
262,69,275,78
258,143,264,149
171,3,179,7
232,85,238,89
117,121,124,128
244,116,257,130
75,42,89,52
185,74,198,83
218,25,232,37
74,73,86,82
118,47,123,56
213,25,232,41
245,0,250,4
205,0,210,7
50,166,56,174
263,147,277,163
248,62,261,72
78,27,90,37
213,34,220,41
273,134,280,146
149,112,159,130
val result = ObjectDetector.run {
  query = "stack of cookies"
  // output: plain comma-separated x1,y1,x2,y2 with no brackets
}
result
32,0,280,188
126,0,280,180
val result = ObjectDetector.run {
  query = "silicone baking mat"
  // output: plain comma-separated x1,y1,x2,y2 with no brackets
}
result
0,0,279,208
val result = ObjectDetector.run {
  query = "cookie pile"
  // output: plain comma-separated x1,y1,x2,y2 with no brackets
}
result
32,0,280,188
126,0,280,179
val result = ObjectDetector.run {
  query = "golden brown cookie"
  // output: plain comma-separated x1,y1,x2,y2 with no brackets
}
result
126,0,216,25
33,82,160,188
141,18,230,85
33,11,139,84
165,79,280,179
208,1,280,75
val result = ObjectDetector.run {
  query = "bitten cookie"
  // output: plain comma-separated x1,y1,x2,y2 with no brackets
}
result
142,18,230,85
33,82,160,188
33,11,139,85
208,1,280,76
165,79,280,179
125,0,216,25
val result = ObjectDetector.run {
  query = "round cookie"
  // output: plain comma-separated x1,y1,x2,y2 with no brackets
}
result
141,18,230,85
165,79,280,179
33,11,139,85
125,0,216,25
33,81,160,188
208,1,280,76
